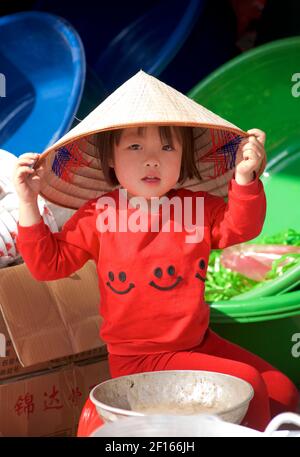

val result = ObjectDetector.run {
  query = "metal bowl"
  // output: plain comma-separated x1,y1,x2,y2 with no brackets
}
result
90,370,254,424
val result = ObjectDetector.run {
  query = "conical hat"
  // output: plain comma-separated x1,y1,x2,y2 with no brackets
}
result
37,70,265,209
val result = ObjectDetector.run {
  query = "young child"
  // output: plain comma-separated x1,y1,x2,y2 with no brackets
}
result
13,71,299,432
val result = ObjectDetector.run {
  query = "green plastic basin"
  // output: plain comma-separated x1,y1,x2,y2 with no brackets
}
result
230,142,300,300
188,36,300,163
188,37,300,298
210,290,300,386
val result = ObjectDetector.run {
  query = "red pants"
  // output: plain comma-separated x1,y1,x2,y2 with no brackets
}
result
77,329,299,435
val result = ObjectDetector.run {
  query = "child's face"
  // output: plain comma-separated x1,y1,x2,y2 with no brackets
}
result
110,126,183,199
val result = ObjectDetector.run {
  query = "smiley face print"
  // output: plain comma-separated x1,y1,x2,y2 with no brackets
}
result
149,265,183,291
106,271,135,295
195,258,207,283
106,258,206,295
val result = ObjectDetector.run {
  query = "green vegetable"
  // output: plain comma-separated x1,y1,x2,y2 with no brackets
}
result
257,228,300,246
205,229,300,302
205,250,258,302
264,254,300,280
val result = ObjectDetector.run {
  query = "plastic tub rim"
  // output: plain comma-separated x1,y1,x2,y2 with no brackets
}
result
209,289,300,323
188,35,300,99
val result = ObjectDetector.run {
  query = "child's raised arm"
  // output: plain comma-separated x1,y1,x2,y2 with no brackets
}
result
207,128,267,249
207,176,267,250
13,153,99,281
13,152,44,226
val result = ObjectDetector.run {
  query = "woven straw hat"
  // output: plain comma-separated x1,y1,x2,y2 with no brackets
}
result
37,70,266,209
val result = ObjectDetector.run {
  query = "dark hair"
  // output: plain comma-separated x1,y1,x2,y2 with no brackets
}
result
95,125,202,186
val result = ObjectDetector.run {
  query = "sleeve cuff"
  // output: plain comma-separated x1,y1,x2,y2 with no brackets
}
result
17,217,49,241
230,174,261,196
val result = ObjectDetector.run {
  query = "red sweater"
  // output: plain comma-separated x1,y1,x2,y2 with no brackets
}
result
16,177,266,355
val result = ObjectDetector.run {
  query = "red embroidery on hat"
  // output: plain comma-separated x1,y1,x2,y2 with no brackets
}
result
52,140,92,183
5,243,12,251
0,251,4,257
199,130,243,179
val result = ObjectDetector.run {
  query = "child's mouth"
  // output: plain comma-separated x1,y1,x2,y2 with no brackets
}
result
142,176,161,184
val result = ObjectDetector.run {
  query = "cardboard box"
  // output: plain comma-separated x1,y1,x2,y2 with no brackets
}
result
0,358,111,437
0,260,107,380
0,260,110,436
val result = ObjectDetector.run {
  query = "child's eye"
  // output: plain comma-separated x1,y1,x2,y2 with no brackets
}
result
162,144,174,151
129,144,141,150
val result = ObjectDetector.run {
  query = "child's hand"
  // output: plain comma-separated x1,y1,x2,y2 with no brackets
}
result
13,153,45,204
235,129,266,185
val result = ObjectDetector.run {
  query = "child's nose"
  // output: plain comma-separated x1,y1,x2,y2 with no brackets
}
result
144,157,160,168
